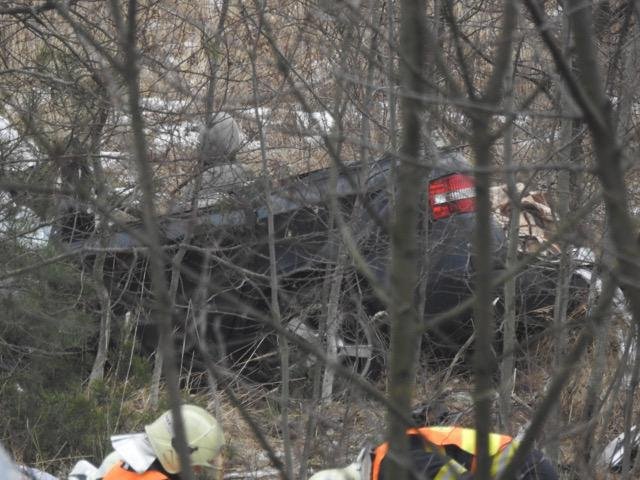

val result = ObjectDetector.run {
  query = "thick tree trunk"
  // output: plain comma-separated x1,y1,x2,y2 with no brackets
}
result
468,0,517,474
384,1,427,479
470,123,497,480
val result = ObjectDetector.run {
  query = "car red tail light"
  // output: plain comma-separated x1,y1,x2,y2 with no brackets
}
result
428,173,476,220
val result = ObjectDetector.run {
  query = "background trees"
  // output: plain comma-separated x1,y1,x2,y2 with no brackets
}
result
1,0,640,478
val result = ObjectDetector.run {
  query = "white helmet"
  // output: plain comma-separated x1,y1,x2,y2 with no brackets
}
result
145,404,225,474
309,463,362,480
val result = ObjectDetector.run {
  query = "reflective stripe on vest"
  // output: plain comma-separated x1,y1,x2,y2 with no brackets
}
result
370,427,513,480
490,440,519,477
103,461,169,480
433,458,468,480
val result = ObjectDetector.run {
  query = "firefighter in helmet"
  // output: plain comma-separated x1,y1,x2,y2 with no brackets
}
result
96,404,225,480
309,426,558,480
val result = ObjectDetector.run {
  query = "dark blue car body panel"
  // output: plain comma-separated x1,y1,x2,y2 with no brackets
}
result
54,151,508,354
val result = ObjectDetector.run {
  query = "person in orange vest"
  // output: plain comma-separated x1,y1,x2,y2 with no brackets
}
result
90,404,225,480
309,426,558,480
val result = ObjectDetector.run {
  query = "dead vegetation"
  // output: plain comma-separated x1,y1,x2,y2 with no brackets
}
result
2,0,640,478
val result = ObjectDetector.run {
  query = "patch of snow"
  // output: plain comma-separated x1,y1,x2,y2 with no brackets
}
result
140,97,189,113
513,115,528,128
243,140,262,151
149,121,201,150
23,226,51,246
432,130,448,149
165,55,181,67
0,115,38,167
99,151,128,169
0,116,21,142
295,110,334,133
547,3,563,16
0,206,51,248
238,106,272,122
113,186,136,195
302,135,325,146
114,113,131,126
100,151,125,158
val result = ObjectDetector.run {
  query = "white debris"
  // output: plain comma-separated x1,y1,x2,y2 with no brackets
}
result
286,317,319,343
19,465,58,480
0,444,23,480
571,247,596,264
68,460,98,480
598,426,640,472
199,113,245,165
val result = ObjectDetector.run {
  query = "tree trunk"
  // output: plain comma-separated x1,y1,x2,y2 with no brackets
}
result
384,1,427,479
499,56,518,432
89,251,111,386
549,13,574,458
119,3,194,478
249,24,293,475
321,247,347,404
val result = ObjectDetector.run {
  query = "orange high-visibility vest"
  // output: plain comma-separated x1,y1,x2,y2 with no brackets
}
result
103,461,169,480
371,427,513,480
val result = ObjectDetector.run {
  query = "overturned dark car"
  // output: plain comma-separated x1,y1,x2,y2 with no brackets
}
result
51,149,586,380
